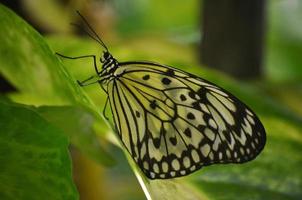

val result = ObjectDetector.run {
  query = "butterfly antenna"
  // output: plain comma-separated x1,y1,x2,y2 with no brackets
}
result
70,23,103,47
70,23,99,46
75,10,109,52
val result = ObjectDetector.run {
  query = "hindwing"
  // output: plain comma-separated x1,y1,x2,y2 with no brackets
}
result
107,62,266,179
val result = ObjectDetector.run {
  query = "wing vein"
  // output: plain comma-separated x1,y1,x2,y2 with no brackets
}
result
115,81,136,156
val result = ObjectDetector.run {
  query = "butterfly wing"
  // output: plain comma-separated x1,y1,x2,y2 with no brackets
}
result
107,61,266,179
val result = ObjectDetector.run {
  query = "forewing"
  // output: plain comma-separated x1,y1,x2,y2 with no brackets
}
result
107,62,266,179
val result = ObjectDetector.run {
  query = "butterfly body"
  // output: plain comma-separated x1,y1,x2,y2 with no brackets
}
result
98,52,119,85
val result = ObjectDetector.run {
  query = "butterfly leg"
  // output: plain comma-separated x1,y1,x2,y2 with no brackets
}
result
102,97,116,129
55,53,100,74
102,97,109,120
56,52,95,60
56,52,102,86
77,76,100,87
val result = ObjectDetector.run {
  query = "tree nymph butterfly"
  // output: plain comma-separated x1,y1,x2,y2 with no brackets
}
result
57,11,266,179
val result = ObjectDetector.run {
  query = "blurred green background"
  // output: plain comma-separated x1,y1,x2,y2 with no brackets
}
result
0,0,302,200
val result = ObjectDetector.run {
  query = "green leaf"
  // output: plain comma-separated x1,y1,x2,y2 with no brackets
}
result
36,105,115,166
0,4,90,107
266,1,302,82
0,101,78,200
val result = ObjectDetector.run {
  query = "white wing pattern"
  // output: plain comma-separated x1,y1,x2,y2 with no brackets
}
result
107,62,266,179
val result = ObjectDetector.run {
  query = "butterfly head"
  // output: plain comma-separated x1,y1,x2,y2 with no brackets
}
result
99,51,119,83
101,51,118,66
101,51,112,63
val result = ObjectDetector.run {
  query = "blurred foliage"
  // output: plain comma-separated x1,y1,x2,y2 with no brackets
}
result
112,0,199,36
0,100,78,200
1,1,302,200
36,106,114,166
266,1,302,82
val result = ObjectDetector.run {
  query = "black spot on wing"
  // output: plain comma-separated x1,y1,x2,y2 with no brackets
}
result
150,100,157,109
169,137,177,145
165,69,175,76
192,102,201,110
197,124,204,131
187,112,195,120
184,128,191,137
180,94,187,101
142,74,150,80
135,111,141,118
153,138,161,148
162,77,171,85
188,91,196,99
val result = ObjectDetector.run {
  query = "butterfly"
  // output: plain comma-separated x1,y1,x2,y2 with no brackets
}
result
57,11,266,179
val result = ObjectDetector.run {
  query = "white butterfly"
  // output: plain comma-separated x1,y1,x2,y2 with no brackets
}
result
57,11,266,179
